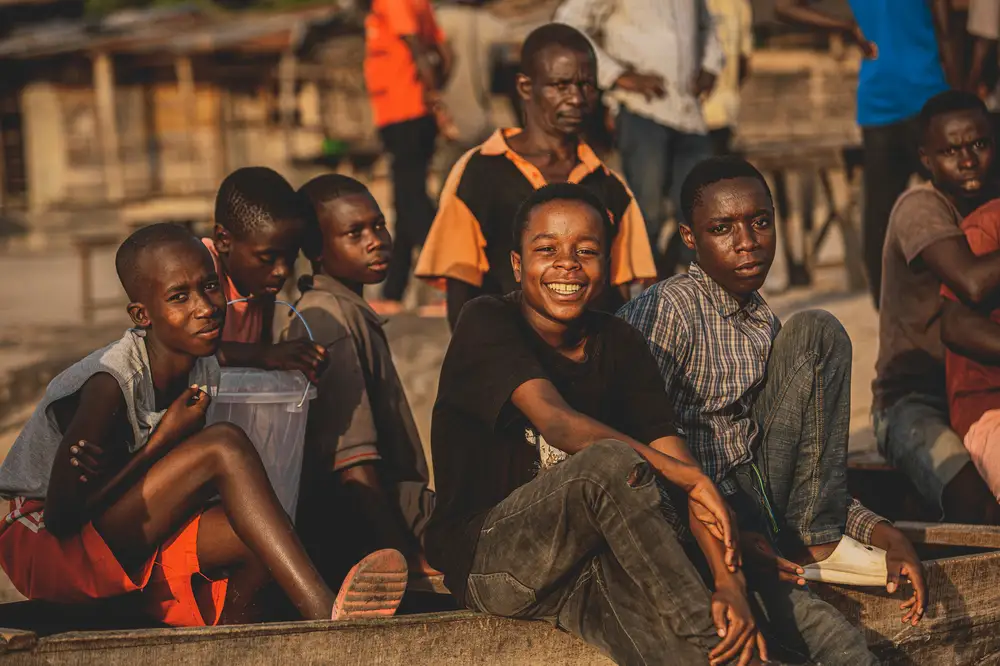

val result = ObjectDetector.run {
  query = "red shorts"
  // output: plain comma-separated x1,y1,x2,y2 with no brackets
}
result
0,498,229,627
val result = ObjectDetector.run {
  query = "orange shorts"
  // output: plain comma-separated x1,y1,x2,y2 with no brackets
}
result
0,498,229,627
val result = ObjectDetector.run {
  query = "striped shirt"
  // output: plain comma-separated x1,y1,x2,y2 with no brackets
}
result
619,263,886,542
555,0,724,135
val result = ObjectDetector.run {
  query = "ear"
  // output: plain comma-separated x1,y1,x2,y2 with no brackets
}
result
127,302,151,329
511,250,522,283
918,147,932,175
679,224,696,251
514,72,532,103
214,224,232,255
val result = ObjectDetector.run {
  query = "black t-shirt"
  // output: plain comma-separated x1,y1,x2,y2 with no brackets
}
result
424,293,679,600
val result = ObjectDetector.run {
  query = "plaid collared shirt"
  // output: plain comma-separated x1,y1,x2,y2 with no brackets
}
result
619,264,886,543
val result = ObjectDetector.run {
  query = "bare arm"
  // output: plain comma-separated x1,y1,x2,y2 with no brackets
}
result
941,298,1000,363
403,35,441,92
969,37,996,93
511,378,736,557
511,379,701,485
774,0,855,33
930,0,962,89
920,236,1000,305
44,373,130,537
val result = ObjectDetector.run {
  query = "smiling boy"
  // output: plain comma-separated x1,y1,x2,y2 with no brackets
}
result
287,175,435,584
0,224,407,626
427,182,776,665
621,157,922,662
874,91,1000,524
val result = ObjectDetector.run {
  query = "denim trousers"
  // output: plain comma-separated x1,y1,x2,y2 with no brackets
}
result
464,313,877,665
617,108,713,277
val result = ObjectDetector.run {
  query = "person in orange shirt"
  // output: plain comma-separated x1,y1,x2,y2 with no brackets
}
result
363,0,454,313
415,23,657,329
205,167,328,383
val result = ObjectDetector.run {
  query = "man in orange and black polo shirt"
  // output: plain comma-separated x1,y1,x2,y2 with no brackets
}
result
415,23,656,329
364,0,452,311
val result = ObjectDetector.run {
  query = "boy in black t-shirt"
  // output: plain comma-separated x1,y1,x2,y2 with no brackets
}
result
425,183,768,665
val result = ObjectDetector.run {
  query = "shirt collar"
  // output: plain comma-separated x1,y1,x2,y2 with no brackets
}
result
687,263,768,320
479,128,607,182
309,274,386,327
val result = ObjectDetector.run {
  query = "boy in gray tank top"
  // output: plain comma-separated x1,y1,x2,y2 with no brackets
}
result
0,224,407,626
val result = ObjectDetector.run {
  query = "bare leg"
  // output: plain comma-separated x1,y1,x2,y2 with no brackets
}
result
94,423,334,620
195,506,277,625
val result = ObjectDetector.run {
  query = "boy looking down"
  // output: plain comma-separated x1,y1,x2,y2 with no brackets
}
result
206,167,328,384
620,157,922,661
288,175,436,583
0,224,407,626
427,182,775,665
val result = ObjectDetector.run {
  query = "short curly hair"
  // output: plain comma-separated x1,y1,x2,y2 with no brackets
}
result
214,167,307,238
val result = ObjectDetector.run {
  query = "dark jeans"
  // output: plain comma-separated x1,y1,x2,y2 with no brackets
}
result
466,440,722,665
379,114,438,302
464,311,877,665
861,116,922,309
745,310,854,549
617,108,713,278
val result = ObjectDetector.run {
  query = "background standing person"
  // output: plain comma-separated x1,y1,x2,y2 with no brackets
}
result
434,0,509,186
363,0,453,314
775,0,958,309
555,0,724,279
966,0,1000,129
702,0,753,156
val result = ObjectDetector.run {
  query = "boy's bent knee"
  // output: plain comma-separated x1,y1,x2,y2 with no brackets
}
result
199,423,258,464
783,310,851,354
574,440,654,488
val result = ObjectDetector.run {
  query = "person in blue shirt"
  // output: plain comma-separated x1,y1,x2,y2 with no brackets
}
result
776,0,958,309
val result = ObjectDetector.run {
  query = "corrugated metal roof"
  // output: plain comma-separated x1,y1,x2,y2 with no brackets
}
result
0,4,345,58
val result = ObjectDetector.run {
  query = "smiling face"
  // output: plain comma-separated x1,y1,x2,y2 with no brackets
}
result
518,45,597,138
214,218,304,299
921,109,995,203
511,198,607,325
317,192,393,286
128,239,226,358
680,176,776,300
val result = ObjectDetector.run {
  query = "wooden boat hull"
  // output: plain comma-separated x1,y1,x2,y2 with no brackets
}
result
1,523,998,664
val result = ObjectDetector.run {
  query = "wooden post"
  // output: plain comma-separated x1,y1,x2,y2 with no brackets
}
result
92,51,124,202
175,55,197,192
278,51,297,161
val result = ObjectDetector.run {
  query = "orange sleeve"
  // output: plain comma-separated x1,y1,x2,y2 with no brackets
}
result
414,150,489,289
610,198,658,285
382,0,418,36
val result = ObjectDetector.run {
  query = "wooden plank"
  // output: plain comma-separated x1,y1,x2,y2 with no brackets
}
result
0,630,36,654
894,522,1000,549
817,550,1000,664
92,52,124,203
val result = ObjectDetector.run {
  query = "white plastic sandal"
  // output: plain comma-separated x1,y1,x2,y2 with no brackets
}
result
800,536,888,587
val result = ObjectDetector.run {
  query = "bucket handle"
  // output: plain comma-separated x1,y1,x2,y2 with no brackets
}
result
227,298,315,409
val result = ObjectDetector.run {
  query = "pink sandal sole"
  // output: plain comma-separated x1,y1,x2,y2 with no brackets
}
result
331,549,408,620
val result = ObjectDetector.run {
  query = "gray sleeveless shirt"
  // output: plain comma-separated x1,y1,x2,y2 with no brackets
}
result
0,329,220,500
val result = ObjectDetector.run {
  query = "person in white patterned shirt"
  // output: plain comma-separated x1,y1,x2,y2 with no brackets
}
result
620,157,929,657
555,0,724,278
